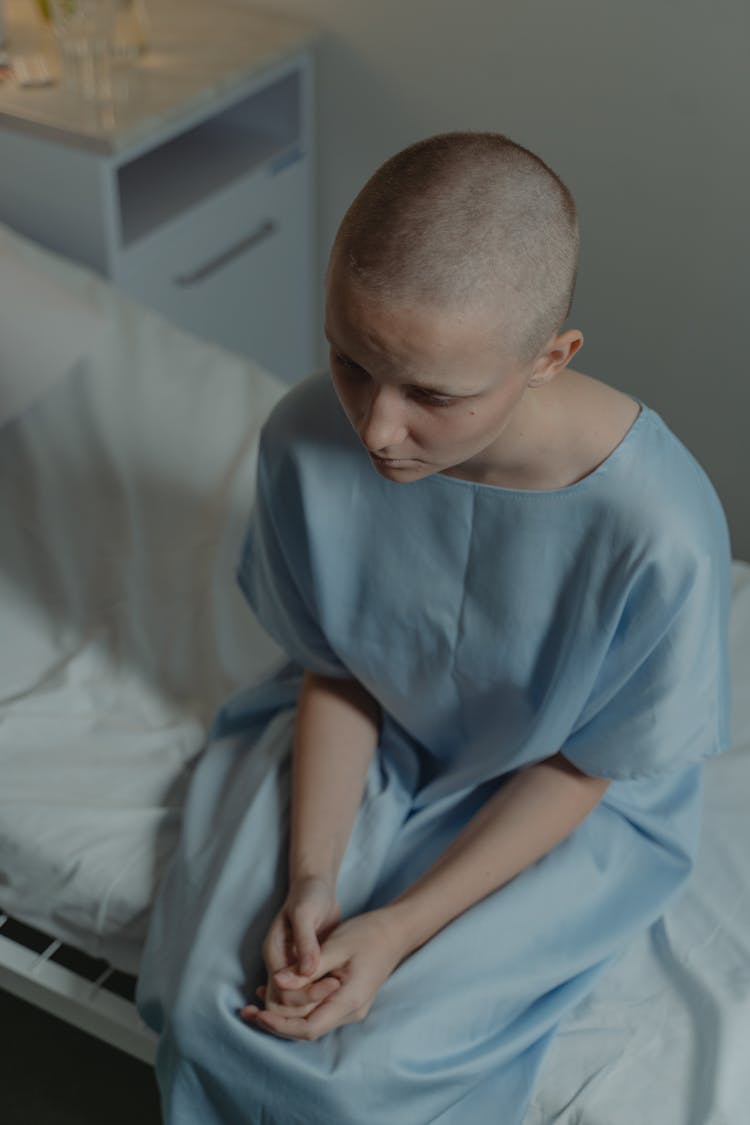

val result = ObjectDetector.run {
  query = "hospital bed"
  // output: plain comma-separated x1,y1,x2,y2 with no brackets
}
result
1,221,748,1123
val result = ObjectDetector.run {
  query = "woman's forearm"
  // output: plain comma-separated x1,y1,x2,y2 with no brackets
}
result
379,753,611,959
288,670,381,887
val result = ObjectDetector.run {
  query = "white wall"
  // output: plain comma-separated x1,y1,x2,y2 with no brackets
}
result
255,0,749,558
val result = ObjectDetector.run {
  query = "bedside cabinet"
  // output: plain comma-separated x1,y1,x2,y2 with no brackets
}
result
0,0,318,383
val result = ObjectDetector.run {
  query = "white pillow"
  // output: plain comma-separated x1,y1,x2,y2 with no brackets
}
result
0,223,105,429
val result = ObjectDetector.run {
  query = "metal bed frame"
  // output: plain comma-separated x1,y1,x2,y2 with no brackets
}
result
0,911,156,1065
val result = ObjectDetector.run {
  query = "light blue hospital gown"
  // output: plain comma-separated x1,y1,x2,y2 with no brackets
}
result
136,372,732,1124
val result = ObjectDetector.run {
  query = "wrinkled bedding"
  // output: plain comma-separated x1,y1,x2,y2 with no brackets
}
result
0,223,284,970
527,561,750,1124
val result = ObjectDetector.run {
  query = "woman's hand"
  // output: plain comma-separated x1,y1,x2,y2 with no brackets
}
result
241,909,406,1041
242,875,344,1023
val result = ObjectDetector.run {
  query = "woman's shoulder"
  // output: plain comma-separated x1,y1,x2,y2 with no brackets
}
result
567,372,731,582
260,373,348,452
259,370,360,481
263,369,335,429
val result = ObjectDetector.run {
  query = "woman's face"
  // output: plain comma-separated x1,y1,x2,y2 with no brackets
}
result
324,265,573,486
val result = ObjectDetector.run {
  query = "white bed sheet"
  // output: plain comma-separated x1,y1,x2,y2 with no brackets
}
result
0,223,748,1121
526,560,750,1124
0,223,285,971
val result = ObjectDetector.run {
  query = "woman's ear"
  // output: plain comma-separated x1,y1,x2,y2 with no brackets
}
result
528,329,584,387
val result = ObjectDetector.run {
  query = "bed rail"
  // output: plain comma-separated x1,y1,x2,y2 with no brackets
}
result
0,913,157,1065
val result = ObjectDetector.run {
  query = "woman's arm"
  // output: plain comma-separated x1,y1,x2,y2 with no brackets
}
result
246,752,612,1041
288,670,381,886
379,753,611,959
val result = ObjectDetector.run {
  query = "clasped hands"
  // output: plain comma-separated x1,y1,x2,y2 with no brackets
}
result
240,875,405,1041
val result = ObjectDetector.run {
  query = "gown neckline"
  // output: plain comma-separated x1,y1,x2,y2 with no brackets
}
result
424,396,649,499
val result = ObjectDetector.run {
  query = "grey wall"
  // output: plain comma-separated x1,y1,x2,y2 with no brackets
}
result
257,0,749,559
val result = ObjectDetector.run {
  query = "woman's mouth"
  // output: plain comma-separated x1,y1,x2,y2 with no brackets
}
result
370,453,415,468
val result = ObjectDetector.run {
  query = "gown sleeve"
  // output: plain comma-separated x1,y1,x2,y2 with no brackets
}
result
235,423,351,680
560,545,732,781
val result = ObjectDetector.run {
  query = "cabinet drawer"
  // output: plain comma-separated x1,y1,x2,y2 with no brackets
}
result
114,155,313,382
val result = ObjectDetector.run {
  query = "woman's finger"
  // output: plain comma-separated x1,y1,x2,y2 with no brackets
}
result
267,975,341,1012
241,978,340,1024
289,915,321,977
264,913,293,973
273,967,311,989
251,977,361,1041
250,974,340,1010
274,959,326,988
273,927,344,989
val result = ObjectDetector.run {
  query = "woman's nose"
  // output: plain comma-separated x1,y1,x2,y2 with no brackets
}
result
357,386,408,451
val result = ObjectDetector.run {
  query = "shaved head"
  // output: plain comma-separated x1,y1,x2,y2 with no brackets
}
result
327,131,579,365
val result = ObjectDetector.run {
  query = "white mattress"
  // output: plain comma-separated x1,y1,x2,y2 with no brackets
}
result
1,223,749,1121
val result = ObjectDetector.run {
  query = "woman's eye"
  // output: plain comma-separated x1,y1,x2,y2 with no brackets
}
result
332,352,361,372
413,389,455,408
331,354,454,407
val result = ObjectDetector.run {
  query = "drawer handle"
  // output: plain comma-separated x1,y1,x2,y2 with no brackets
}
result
173,219,278,287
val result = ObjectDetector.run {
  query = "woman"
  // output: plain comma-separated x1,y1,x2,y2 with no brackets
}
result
136,131,731,1124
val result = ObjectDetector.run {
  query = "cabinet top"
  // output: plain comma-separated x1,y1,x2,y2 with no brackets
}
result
0,0,317,156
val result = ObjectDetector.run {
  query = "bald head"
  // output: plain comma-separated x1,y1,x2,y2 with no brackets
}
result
327,131,579,365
